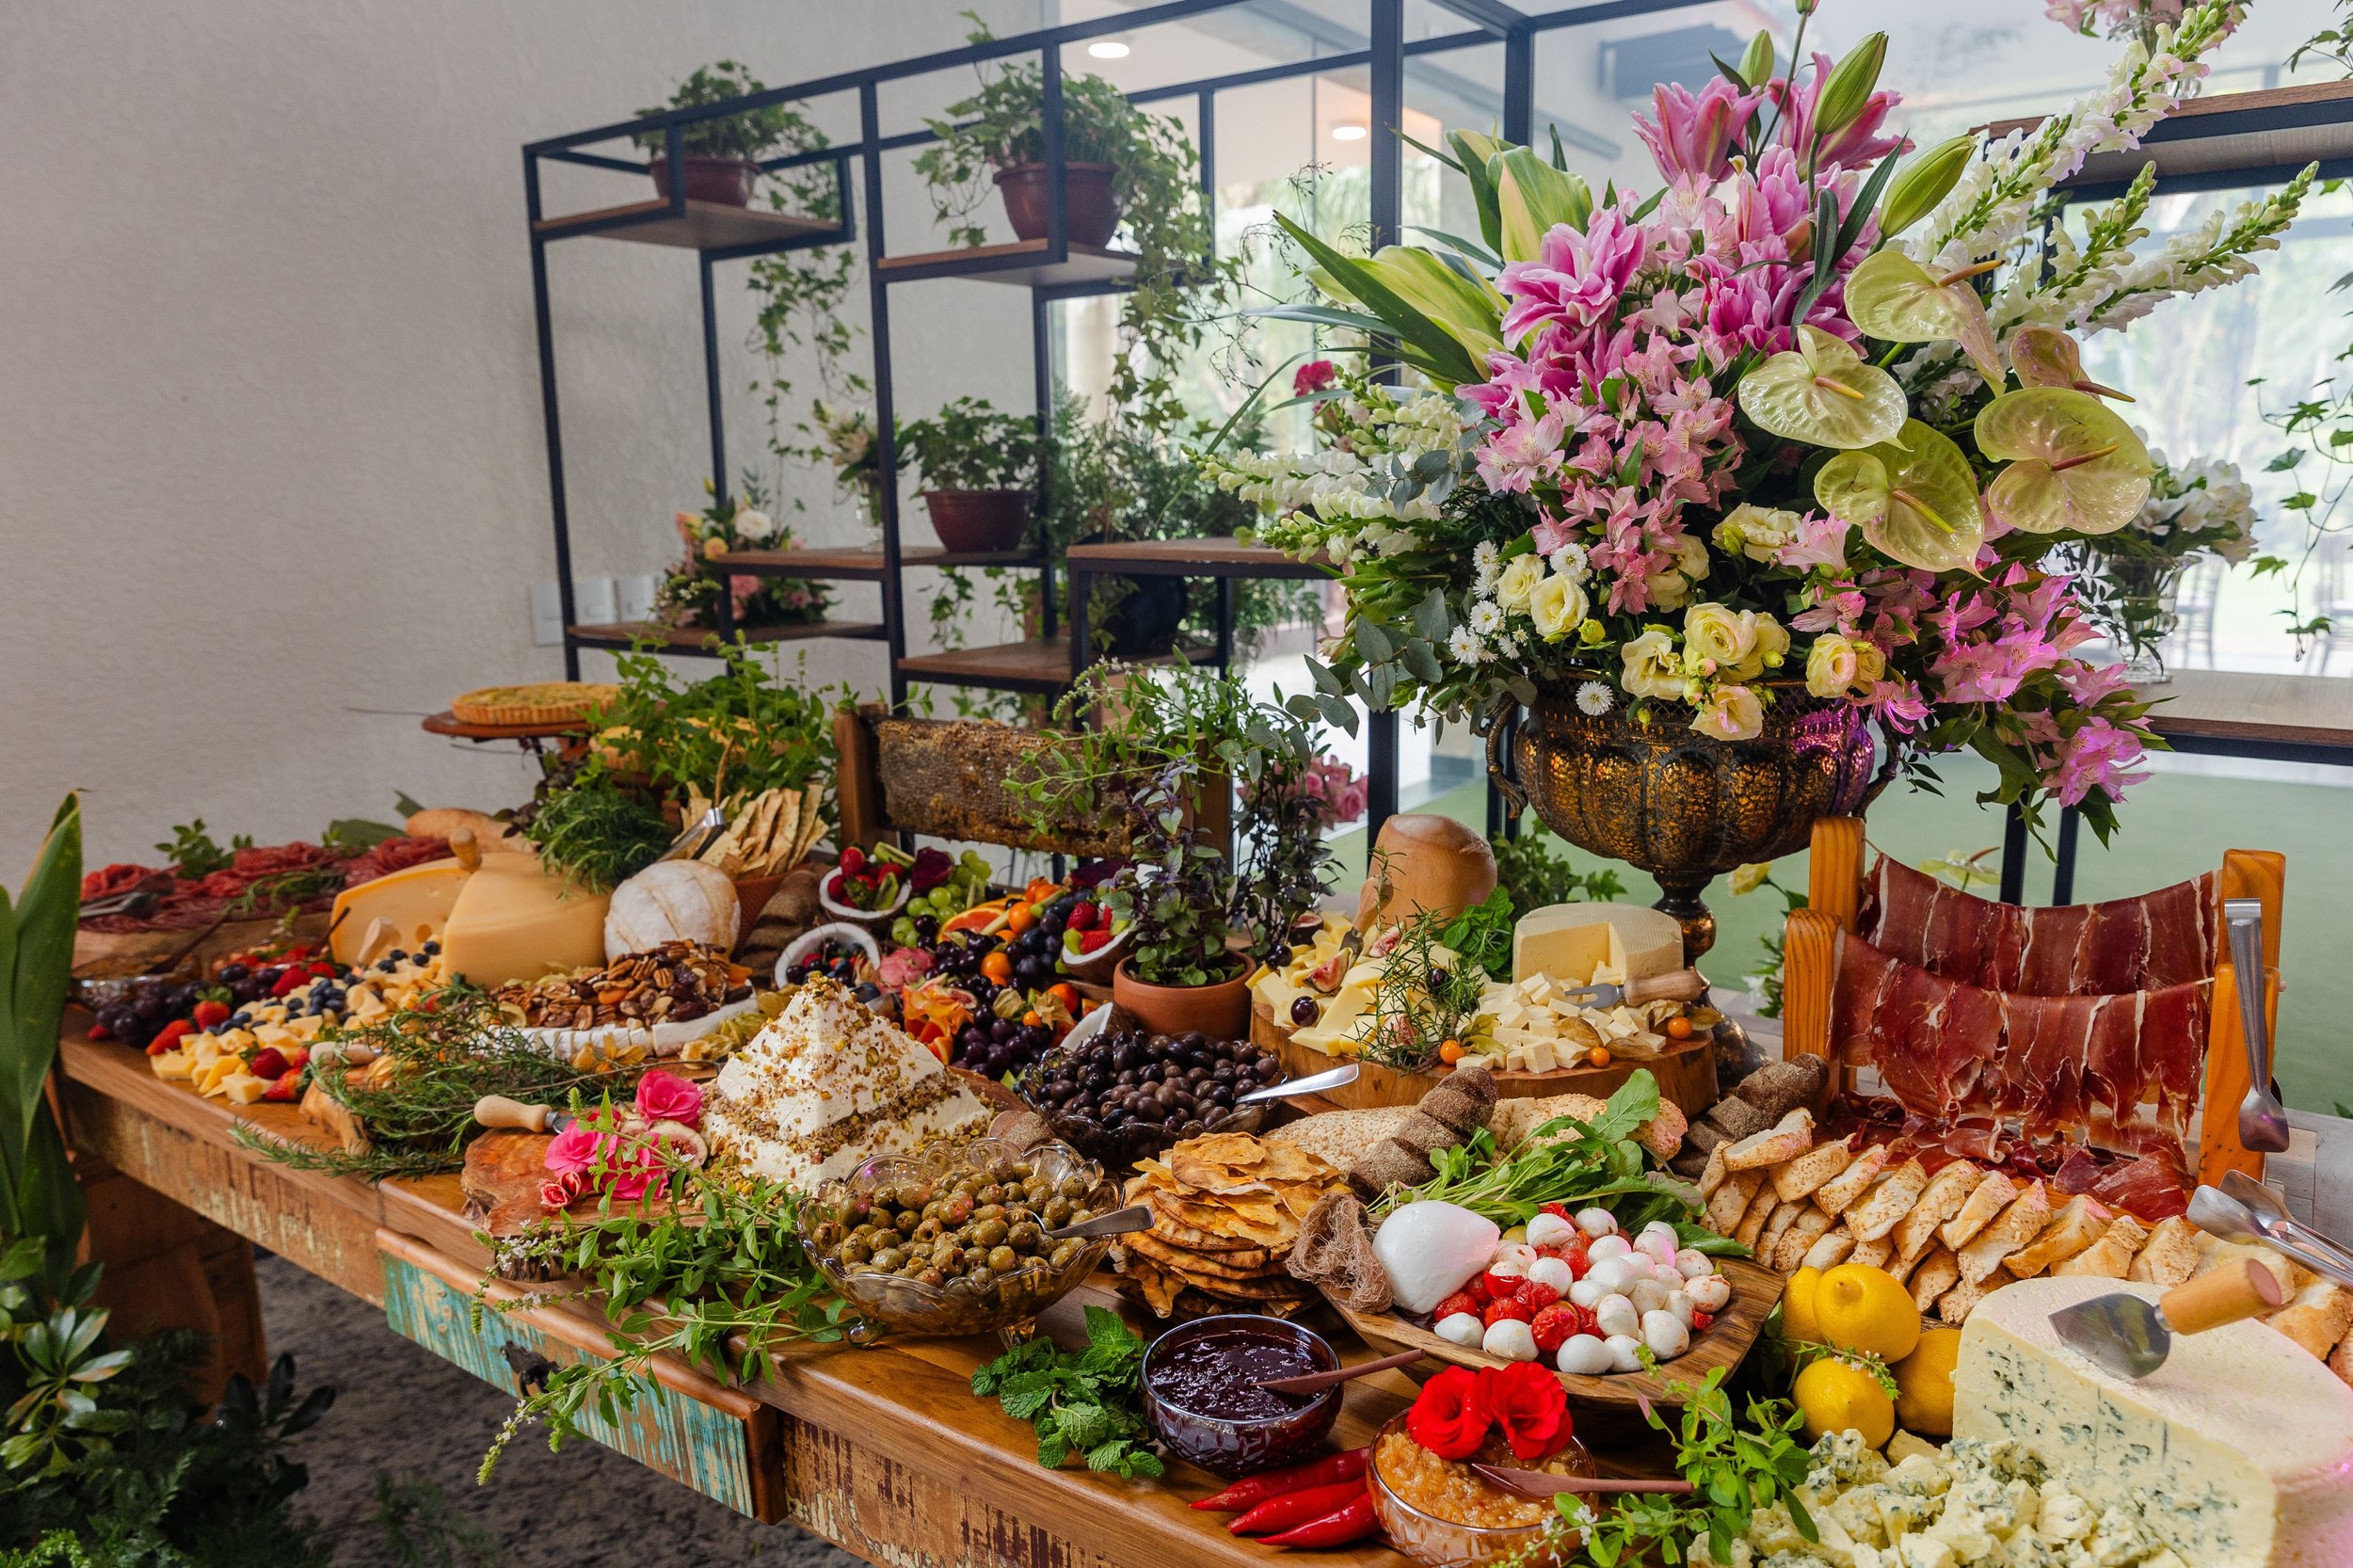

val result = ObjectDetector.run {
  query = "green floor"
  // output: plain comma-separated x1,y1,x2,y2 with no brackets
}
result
1326,757,2353,1116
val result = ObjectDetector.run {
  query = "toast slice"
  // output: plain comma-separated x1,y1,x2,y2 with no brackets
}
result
1770,1140,1856,1205
2054,1213,2148,1280
1723,1110,1815,1173
1813,1144,1894,1216
1938,1169,2020,1252
1846,1159,1929,1243
2004,1194,2112,1280
1890,1161,1984,1262
2125,1215,2201,1289
1956,1180,2050,1285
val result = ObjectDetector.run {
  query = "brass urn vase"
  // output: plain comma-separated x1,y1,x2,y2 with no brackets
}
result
1492,679,1882,962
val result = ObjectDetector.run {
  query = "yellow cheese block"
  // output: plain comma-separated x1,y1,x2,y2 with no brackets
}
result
218,1073,269,1105
438,855,610,989
1512,902,1683,985
329,857,470,965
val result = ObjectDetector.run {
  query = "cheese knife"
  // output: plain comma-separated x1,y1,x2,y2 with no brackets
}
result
473,1095,575,1135
2048,1257,2283,1380
1551,968,1708,1010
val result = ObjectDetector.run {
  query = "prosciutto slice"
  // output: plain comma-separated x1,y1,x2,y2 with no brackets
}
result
1830,931,2208,1165
1858,856,2217,996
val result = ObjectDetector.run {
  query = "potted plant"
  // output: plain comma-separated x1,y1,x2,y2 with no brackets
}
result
655,474,831,631
898,397,1045,553
633,61,824,208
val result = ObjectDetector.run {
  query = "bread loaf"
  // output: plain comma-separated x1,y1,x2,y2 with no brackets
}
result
1354,814,1497,932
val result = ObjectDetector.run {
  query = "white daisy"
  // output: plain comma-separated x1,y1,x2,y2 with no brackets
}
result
1548,543,1590,583
1469,598,1505,635
1447,624,1488,664
1472,539,1501,590
1576,680,1615,716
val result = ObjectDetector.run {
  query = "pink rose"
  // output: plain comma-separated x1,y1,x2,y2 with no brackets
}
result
633,1070,703,1128
600,1136,665,1203
1293,359,1338,396
544,1120,602,1177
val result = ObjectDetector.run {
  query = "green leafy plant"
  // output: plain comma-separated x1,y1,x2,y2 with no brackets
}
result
969,1304,1161,1479
1564,1368,1816,1566
632,61,809,163
152,819,247,879
3,797,85,1287
1489,831,1626,915
515,764,672,896
1437,887,1516,982
899,397,1044,493
597,641,841,810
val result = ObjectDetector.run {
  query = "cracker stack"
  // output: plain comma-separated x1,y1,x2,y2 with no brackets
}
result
1113,1131,1346,1320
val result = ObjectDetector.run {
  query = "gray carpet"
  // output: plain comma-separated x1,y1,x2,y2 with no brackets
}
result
258,1253,861,1568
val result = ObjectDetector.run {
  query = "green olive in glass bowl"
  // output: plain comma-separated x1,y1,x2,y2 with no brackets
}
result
798,1138,1120,1339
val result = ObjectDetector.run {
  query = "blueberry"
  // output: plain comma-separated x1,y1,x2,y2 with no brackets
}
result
421,940,440,956
376,958,397,973
389,949,408,963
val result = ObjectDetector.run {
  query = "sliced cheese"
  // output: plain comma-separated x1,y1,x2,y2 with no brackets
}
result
328,857,470,965
1956,1275,2353,1568
1511,902,1682,986
438,855,609,989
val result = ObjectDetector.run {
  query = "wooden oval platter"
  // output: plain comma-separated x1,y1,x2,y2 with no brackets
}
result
1255,992,1719,1113
1330,1253,1783,1446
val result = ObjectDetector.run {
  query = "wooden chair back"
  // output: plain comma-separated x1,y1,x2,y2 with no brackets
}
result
1780,816,2281,1185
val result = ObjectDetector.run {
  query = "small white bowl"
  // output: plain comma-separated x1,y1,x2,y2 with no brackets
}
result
817,868,911,928
777,922,882,986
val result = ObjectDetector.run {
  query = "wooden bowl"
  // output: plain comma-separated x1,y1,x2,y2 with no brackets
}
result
1331,1253,1783,1447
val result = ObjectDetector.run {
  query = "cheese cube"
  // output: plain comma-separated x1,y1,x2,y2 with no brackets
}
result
218,1072,269,1105
196,1055,248,1096
150,1049,192,1080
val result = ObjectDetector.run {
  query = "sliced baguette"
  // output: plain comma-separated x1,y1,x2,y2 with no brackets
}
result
1733,1189,1784,1250
2054,1213,2148,1280
1938,1169,2020,1252
1770,1140,1856,1204
1771,1206,1839,1272
1705,1167,1767,1236
1909,1246,1961,1311
1801,1225,1857,1272
1936,1273,1994,1325
2004,1194,2111,1280
1723,1110,1815,1173
1696,1143,1731,1201
1956,1180,2050,1285
1849,1232,1895,1272
1813,1144,1894,1216
1890,1161,1984,1262
2265,1281,2353,1360
2330,1329,2353,1389
2126,1215,2202,1289
1846,1159,1930,1243
1756,1194,1808,1260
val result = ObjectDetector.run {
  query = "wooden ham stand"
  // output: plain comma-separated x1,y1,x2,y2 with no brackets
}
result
1777,816,2283,1187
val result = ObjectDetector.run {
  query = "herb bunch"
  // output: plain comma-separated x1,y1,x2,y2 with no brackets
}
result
1436,887,1516,982
154,820,249,879
1564,1368,1816,1566
1490,832,1626,915
969,1304,1161,1479
1355,913,1488,1071
514,761,671,895
599,641,840,808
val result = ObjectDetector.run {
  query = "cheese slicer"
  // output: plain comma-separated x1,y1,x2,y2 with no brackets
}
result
1551,968,1708,1009
2048,1258,2283,1380
2225,899,2291,1155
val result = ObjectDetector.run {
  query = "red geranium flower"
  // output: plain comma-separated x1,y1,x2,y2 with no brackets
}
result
1484,1362,1573,1462
1293,359,1339,396
1405,1367,1493,1460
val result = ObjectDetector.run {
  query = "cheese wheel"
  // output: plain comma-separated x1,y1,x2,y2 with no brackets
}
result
1512,902,1683,984
1354,814,1496,932
438,856,609,988
1956,1274,2353,1568
329,858,469,965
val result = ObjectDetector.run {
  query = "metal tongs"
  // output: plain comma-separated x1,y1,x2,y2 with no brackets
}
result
2188,1173,2353,1291
658,805,729,864
2225,898,2290,1154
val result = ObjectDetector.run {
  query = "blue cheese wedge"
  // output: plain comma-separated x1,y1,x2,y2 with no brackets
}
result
704,977,987,1190
1954,1274,2353,1568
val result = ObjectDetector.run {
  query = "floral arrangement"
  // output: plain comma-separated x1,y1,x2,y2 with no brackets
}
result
655,476,830,630
2049,0,2243,49
2068,447,2264,675
1404,1362,1574,1462
810,400,884,530
541,1070,705,1207
1213,1,2309,835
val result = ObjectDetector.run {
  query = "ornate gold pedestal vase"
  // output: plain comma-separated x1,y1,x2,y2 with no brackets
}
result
1491,680,1882,962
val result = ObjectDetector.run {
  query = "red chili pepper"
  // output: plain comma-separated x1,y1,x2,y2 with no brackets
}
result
1260,1494,1380,1549
1228,1480,1368,1536
1193,1448,1369,1513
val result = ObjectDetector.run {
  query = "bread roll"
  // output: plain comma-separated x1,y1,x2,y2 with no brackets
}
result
1354,814,1497,932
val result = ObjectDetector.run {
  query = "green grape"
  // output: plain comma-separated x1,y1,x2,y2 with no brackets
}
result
890,917,918,948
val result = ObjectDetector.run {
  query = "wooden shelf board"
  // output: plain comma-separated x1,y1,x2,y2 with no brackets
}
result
420,710,593,742
896,635,1212,694
713,546,1042,581
533,197,840,252
567,620,887,652
1063,537,1333,580
2143,669,2353,753
875,237,1139,288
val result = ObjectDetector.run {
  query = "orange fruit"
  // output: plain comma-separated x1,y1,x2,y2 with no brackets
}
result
980,952,1013,984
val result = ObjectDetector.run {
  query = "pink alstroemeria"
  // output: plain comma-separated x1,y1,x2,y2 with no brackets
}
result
1497,209,1648,348
1477,408,1569,494
1775,513,1851,573
1632,76,1765,184
2052,717,2151,807
1865,677,1932,731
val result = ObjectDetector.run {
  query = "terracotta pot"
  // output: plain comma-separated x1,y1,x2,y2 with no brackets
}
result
648,154,759,207
923,489,1032,553
1494,677,1882,962
993,162,1118,247
1113,958,1251,1043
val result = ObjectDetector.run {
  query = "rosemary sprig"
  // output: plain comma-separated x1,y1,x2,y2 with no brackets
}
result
1355,911,1487,1071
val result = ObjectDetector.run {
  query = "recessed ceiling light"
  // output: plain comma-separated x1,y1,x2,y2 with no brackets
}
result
1331,120,1369,141
1087,39,1130,58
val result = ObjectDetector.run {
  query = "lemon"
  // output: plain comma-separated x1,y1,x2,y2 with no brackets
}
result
1817,1263,1922,1363
1781,1266,1825,1343
1894,1328,1961,1437
1793,1358,1895,1449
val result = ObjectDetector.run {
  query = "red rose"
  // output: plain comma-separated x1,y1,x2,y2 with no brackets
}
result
1483,1362,1572,1463
1293,359,1339,396
1405,1367,1492,1460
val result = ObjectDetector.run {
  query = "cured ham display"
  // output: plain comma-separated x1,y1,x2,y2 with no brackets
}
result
1830,930,2208,1164
1857,855,2217,996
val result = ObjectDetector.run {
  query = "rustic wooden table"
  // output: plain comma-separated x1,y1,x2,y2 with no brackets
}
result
56,1029,1428,1568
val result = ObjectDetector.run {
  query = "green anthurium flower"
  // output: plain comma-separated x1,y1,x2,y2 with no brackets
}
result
2006,327,2132,401
1974,387,2153,536
1814,419,1986,573
1736,325,1909,450
1844,249,2004,388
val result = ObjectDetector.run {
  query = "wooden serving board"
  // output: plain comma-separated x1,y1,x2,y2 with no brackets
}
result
1256,993,1718,1112
1331,1253,1783,1447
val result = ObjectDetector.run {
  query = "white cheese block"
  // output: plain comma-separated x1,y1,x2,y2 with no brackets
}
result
1954,1274,2353,1568
1512,903,1682,985
517,996,759,1062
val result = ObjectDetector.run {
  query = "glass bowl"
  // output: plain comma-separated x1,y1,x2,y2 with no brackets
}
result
1366,1412,1593,1568
797,1137,1120,1338
1139,1314,1344,1478
1016,1033,1287,1170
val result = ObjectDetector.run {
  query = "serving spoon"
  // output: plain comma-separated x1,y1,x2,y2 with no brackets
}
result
1469,1465,1696,1498
1257,1349,1424,1396
1043,1205,1152,1242
2225,899,2290,1155
1232,1062,1361,1107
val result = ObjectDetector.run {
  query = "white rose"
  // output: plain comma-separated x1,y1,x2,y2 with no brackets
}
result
1496,553,1547,614
1683,602,1758,677
1673,534,1711,582
732,506,776,542
1746,613,1789,677
1715,504,1802,564
1529,572,1591,640
1648,570,1694,611
1805,634,1862,697
1691,684,1764,741
1621,628,1686,699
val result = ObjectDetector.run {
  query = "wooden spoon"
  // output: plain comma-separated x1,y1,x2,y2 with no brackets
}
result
1257,1349,1423,1396
1469,1464,1695,1498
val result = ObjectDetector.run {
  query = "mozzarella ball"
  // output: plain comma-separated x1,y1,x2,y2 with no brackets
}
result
1575,1208,1620,1238
1568,1278,1608,1309
1556,1334,1614,1376
1687,1273,1732,1313
1636,1223,1682,1265
1587,1233,1633,1263
1604,1333,1645,1372
1667,1288,1696,1327
1526,1212,1579,1250
1584,1257,1635,1296
1434,1312,1486,1347
1493,1241,1538,1272
1593,1293,1641,1338
1529,1256,1577,1295
1628,1277,1671,1315
1674,1248,1717,1281
1641,1308,1690,1359
1483,1319,1540,1362
1614,1251,1656,1282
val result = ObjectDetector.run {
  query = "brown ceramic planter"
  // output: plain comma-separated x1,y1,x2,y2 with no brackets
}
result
648,154,760,207
1113,958,1251,1042
993,162,1118,247
922,489,1032,553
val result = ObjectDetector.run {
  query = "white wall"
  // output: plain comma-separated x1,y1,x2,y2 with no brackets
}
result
0,0,1042,868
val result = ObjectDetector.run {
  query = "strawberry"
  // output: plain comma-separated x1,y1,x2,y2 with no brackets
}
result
146,1018,194,1057
192,999,232,1030
1078,928,1112,954
1432,1291,1481,1324
1068,902,1097,931
1481,1298,1533,1327
308,961,337,978
248,1048,289,1081
280,1046,310,1074
262,1072,302,1102
1529,1302,1582,1354
269,968,304,998
839,846,867,875
1514,1280,1561,1313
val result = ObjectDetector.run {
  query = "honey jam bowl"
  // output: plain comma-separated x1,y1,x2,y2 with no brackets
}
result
1140,1314,1344,1478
